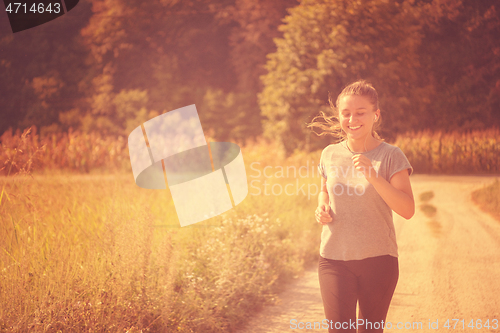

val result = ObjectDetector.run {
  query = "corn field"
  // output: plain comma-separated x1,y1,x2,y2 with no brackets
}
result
393,128,500,174
0,126,128,176
1,126,500,176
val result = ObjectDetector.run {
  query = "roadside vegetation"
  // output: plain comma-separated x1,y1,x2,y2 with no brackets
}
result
1,127,499,331
0,134,322,332
471,178,500,223
2,126,500,177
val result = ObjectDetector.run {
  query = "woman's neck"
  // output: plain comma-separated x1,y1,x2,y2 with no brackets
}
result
346,135,380,153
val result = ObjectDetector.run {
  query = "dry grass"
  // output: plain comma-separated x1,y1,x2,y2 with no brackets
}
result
0,126,127,176
471,178,500,223
1,126,499,331
0,167,321,332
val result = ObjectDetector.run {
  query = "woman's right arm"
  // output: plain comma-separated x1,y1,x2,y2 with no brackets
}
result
316,176,332,225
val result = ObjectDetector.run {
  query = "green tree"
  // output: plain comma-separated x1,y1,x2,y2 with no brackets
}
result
0,0,93,136
1,0,299,143
211,0,299,140
259,0,427,155
417,0,500,131
79,0,239,137
79,0,301,141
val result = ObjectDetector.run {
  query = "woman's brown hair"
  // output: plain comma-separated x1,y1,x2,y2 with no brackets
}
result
308,80,383,142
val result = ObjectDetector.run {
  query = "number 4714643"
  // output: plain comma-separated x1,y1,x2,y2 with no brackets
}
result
443,319,498,330
5,3,62,14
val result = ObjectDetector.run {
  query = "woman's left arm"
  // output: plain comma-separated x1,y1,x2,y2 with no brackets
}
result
352,155,415,220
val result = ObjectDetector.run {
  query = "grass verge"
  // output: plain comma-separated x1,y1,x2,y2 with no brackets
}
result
0,168,322,332
471,178,500,222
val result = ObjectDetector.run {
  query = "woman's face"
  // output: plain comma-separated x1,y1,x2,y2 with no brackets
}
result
338,95,379,140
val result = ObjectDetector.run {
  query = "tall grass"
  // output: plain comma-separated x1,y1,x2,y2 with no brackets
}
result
0,126,127,176
0,170,321,332
1,125,499,331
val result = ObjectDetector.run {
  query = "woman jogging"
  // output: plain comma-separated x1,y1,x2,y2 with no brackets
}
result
309,80,415,332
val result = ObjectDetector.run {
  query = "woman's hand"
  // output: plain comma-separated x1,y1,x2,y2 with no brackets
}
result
352,154,415,219
315,204,332,225
352,154,378,182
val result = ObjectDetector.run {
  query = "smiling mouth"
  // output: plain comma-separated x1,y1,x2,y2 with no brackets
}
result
348,125,362,130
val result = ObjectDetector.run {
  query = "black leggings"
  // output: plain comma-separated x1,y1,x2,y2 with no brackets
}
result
318,255,398,333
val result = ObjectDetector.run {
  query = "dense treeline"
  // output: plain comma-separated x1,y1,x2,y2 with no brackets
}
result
0,0,499,155
260,0,500,154
0,0,298,142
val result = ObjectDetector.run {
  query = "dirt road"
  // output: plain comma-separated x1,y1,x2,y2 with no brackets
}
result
236,175,500,332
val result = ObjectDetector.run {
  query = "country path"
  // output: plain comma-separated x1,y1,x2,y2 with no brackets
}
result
235,175,500,333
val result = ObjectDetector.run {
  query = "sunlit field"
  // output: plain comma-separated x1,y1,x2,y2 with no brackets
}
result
1,128,499,332
0,138,322,332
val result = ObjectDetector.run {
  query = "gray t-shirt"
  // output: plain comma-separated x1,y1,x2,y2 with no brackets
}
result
318,140,413,261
